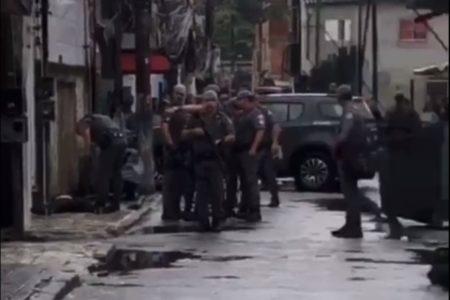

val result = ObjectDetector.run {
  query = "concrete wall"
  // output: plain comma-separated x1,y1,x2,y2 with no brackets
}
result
22,12,37,231
46,0,90,198
306,3,449,108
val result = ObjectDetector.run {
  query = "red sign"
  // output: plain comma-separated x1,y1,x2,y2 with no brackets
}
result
121,53,171,74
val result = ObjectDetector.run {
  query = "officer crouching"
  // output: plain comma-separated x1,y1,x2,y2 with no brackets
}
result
181,90,235,232
76,114,127,214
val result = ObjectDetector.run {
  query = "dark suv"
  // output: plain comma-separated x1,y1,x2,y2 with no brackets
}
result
260,93,376,192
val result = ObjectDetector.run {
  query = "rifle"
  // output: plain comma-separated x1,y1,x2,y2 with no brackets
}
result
197,114,227,174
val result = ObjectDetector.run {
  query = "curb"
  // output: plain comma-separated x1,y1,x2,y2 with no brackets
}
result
105,194,161,237
28,244,118,300
28,273,81,300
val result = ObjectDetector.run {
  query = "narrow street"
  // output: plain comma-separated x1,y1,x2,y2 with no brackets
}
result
66,187,448,300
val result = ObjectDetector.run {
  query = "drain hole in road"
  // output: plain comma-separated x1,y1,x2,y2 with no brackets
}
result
88,249,202,275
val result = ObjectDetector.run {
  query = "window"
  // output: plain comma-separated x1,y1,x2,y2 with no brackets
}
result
264,103,288,123
399,19,428,42
324,19,351,43
289,104,304,121
319,103,343,119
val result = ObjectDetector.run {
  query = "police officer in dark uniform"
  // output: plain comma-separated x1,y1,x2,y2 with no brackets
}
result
182,90,235,231
256,98,282,207
161,84,191,221
76,114,127,213
233,90,266,222
222,98,242,218
331,85,367,239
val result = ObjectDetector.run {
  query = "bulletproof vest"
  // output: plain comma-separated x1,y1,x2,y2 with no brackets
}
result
192,112,228,157
168,109,190,146
234,108,261,150
345,109,379,156
86,114,121,147
260,106,274,147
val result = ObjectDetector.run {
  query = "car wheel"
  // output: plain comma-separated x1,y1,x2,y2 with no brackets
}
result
295,152,334,192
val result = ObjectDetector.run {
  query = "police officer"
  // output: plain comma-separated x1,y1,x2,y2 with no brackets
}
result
76,114,127,213
256,97,282,207
223,98,242,218
233,90,266,222
182,90,235,231
161,84,192,221
382,93,421,239
331,85,367,239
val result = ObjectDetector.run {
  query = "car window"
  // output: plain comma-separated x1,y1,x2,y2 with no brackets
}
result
289,104,304,121
264,103,288,122
319,103,343,119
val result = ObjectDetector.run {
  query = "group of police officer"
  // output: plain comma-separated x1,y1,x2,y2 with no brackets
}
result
160,84,282,232
75,82,400,239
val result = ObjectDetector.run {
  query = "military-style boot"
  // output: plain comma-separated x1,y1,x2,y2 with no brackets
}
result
331,215,363,239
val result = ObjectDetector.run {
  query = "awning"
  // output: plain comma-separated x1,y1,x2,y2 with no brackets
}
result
121,53,171,74
413,62,449,76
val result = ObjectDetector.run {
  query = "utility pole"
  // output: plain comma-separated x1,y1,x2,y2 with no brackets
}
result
314,0,321,66
292,0,303,92
134,0,155,194
371,0,379,101
112,0,124,117
298,0,302,80
355,0,363,95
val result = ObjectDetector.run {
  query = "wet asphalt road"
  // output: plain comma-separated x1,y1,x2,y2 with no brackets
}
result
67,188,448,300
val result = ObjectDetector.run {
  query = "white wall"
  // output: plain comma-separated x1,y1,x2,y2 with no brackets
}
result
307,3,449,108
48,0,87,66
365,3,449,107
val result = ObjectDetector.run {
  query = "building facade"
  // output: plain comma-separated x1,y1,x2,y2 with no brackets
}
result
304,0,448,108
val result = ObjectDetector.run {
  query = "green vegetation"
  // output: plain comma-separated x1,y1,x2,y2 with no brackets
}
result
214,0,289,61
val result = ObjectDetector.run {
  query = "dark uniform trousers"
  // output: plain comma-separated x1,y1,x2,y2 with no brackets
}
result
95,138,127,207
237,152,262,215
259,148,279,203
224,152,239,214
195,160,224,225
337,162,363,229
162,148,190,219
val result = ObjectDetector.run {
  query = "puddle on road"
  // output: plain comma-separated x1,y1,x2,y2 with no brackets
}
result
202,255,253,262
346,257,426,265
204,275,240,280
134,224,254,235
88,250,202,275
348,276,372,281
88,282,145,288
344,250,363,254
89,249,254,277
293,198,381,214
